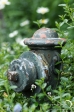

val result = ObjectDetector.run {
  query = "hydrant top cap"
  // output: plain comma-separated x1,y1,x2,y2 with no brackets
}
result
32,27,58,39
24,27,66,47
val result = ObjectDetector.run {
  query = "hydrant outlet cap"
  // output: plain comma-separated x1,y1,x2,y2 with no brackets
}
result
24,27,66,47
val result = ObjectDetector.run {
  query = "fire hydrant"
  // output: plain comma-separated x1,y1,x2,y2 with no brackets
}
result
7,28,66,96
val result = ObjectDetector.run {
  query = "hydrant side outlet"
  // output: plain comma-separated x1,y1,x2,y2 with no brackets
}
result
7,27,66,96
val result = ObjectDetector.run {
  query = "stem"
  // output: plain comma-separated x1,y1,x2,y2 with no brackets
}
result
42,89,52,102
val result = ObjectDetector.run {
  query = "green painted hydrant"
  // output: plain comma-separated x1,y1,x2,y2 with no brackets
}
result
7,27,66,96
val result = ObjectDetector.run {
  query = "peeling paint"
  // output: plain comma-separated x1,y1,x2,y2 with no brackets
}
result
7,28,66,96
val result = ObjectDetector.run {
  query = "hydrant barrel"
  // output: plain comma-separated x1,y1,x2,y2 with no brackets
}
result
7,27,66,96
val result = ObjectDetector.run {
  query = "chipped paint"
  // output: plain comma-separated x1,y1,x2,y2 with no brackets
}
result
7,28,66,96
24,28,66,47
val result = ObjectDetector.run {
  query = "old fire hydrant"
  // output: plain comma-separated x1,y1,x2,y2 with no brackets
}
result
7,28,66,96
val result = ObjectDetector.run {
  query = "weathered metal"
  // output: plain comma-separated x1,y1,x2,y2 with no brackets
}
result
7,27,66,96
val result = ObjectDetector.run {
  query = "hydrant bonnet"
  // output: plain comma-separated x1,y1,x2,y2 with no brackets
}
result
24,27,66,48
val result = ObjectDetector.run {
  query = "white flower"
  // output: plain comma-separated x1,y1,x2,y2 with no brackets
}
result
39,19,49,24
0,3,5,9
36,7,49,14
31,84,36,91
9,30,18,38
20,20,30,27
0,0,10,5
16,37,26,46
0,0,10,9
47,92,51,96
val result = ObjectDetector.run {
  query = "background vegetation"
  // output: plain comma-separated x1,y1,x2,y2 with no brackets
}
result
0,0,73,45
0,0,74,111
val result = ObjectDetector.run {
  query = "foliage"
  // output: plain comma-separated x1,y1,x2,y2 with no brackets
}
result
0,0,73,44
0,0,74,112
55,1,74,39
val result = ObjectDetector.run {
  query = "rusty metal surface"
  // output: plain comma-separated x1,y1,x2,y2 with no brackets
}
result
7,27,66,97
7,71,18,82
7,51,50,96
7,56,37,92
24,28,66,47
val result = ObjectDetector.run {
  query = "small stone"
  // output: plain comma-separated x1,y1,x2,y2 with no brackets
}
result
13,103,22,112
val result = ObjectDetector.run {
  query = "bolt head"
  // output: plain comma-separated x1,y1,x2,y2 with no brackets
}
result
7,71,18,82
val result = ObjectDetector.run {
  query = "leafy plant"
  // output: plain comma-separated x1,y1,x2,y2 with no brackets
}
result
0,0,74,112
